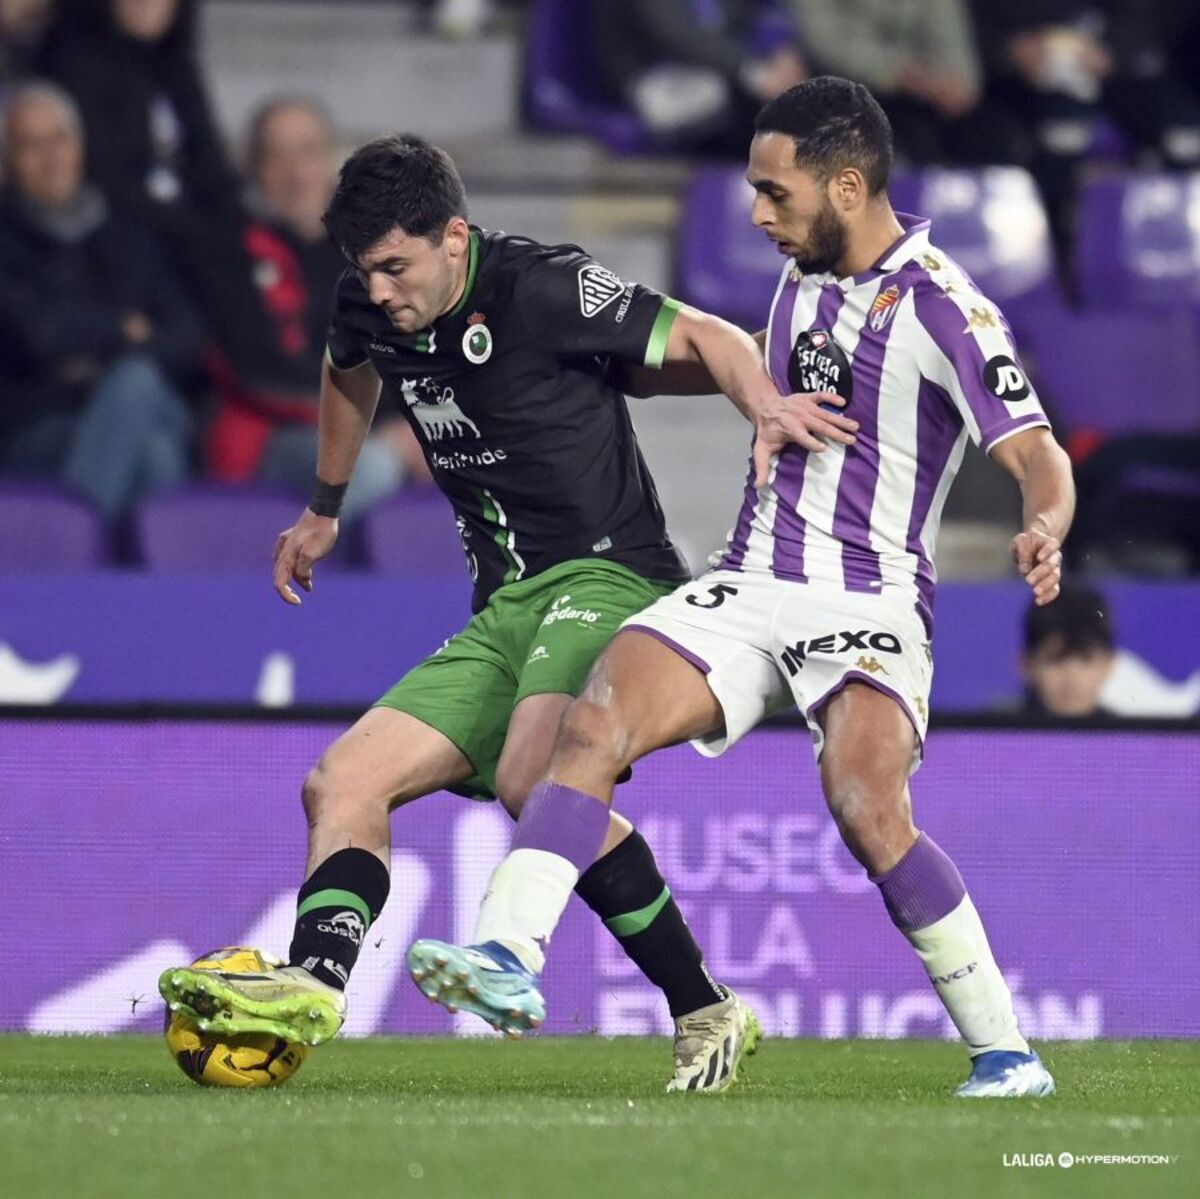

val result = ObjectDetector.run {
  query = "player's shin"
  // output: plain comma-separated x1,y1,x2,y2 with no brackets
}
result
288,848,390,990
473,781,610,973
574,829,724,1017
871,833,1029,1056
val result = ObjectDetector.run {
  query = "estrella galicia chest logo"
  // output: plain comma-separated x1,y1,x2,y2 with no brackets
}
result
400,376,481,442
788,329,853,403
983,354,1031,402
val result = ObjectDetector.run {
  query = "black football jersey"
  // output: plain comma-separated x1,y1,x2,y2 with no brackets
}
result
327,227,691,610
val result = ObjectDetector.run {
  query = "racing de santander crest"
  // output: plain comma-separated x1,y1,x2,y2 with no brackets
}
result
463,312,493,364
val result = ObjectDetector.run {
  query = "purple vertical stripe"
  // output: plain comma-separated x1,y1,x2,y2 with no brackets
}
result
831,278,907,591
767,275,800,393
770,283,846,580
906,376,964,636
718,462,759,571
723,271,800,571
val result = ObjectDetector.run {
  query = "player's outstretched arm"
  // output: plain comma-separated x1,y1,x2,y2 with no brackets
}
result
990,426,1076,606
616,328,768,397
271,356,382,606
659,305,859,485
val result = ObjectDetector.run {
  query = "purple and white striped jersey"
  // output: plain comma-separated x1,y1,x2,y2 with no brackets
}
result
718,213,1049,635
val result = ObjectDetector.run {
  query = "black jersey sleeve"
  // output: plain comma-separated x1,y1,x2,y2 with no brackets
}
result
512,247,681,367
325,269,374,371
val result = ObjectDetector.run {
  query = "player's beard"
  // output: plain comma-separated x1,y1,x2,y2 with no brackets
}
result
790,199,848,276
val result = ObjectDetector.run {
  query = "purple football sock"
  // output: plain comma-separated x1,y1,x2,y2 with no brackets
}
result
512,781,611,872
870,832,966,932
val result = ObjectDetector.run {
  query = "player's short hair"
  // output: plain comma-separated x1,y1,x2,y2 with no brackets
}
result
323,133,468,258
1024,585,1115,659
754,76,893,196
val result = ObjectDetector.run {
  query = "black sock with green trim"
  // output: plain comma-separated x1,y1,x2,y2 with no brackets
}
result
288,848,390,991
574,830,723,1018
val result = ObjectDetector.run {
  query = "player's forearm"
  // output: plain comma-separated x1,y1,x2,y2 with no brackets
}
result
1016,438,1076,543
316,356,382,484
667,309,772,419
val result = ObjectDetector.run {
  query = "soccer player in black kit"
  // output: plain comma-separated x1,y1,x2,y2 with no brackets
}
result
159,134,857,1092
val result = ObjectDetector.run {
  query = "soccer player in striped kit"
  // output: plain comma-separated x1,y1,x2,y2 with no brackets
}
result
411,77,1074,1098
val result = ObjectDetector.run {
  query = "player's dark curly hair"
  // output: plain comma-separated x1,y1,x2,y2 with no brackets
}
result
323,133,468,259
754,76,893,196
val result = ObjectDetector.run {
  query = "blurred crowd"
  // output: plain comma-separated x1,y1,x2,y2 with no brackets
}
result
0,0,429,530
0,0,1197,578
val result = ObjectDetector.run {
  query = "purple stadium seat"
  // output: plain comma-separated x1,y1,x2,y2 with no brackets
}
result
361,489,467,576
132,483,345,572
676,166,782,329
1020,306,1200,437
889,167,1058,307
0,482,107,569
1077,174,1200,309
523,0,652,154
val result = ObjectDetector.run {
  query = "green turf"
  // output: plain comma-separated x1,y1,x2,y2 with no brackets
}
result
0,1036,1194,1199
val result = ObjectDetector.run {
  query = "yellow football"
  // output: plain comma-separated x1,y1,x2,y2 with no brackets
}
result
163,947,308,1088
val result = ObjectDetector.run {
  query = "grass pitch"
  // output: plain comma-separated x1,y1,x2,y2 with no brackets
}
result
0,1036,1194,1199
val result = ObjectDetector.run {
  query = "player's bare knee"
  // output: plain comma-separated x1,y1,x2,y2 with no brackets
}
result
553,697,628,777
494,766,535,819
824,773,909,869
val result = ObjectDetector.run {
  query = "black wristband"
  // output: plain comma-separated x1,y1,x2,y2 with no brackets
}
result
308,478,348,518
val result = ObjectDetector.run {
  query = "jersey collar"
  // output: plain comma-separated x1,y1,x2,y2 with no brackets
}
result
828,212,932,291
441,227,482,321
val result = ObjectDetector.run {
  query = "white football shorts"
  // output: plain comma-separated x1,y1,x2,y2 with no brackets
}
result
622,569,933,771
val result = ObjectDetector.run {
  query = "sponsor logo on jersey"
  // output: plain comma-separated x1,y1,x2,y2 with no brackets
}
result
463,313,493,364
788,329,853,403
400,376,482,441
983,354,1030,402
868,284,901,332
578,265,625,318
527,645,550,664
779,629,902,677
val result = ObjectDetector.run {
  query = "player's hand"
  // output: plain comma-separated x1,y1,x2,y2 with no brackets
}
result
752,391,859,487
272,508,339,606
1011,527,1062,606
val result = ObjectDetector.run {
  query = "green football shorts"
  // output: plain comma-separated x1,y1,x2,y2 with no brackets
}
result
375,558,678,800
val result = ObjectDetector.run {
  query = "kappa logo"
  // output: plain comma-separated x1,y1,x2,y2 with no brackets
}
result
854,655,889,676
317,910,366,947
868,284,901,332
578,265,625,318
400,376,482,441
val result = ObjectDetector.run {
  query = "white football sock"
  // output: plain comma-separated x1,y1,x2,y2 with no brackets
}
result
472,848,580,974
904,894,1030,1055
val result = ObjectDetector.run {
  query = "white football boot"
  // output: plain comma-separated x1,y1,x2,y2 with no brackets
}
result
666,989,762,1094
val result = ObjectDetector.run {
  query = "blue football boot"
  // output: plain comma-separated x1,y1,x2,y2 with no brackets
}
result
407,939,545,1037
955,1049,1056,1098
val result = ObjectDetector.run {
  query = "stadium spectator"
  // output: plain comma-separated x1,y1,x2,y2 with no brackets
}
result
970,1,1200,271
592,0,807,154
0,82,200,521
45,0,236,227
0,0,54,92
1019,584,1116,717
787,0,1024,168
199,97,426,516
1018,584,1200,717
